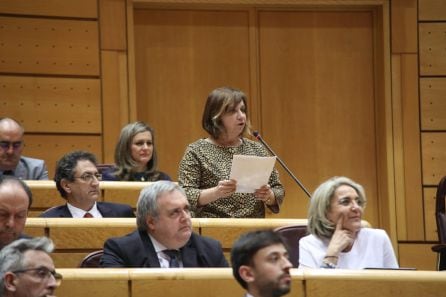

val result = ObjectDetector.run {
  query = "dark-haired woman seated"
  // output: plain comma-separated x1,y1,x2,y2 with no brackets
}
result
102,122,171,182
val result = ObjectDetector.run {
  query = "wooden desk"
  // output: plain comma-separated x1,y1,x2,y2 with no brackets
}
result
24,218,308,267
55,268,446,297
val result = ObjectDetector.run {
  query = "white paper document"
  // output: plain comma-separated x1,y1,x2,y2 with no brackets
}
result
229,155,277,193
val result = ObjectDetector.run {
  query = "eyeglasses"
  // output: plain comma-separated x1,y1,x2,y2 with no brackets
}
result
74,172,102,182
12,266,63,286
0,141,23,151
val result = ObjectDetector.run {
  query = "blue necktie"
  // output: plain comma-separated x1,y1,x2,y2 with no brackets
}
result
163,250,180,268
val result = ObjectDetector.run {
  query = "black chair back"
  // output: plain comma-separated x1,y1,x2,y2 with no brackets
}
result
432,176,446,270
274,224,308,268
79,250,104,268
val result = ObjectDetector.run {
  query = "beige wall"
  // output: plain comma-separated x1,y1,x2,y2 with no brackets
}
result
1,0,445,270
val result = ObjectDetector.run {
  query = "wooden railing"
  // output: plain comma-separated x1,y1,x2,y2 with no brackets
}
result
55,268,446,297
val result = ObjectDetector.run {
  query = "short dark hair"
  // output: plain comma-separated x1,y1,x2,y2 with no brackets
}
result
0,175,32,208
54,151,97,198
202,87,251,139
231,230,286,289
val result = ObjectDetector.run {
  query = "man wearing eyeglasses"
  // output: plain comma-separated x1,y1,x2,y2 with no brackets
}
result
39,150,135,218
0,118,48,180
0,237,61,297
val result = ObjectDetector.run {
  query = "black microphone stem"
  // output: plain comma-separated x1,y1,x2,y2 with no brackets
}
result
253,132,311,198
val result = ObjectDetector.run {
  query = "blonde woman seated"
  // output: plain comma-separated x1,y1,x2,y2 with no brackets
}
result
299,176,398,269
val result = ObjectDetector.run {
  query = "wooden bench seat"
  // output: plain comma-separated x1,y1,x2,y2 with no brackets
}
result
55,268,446,297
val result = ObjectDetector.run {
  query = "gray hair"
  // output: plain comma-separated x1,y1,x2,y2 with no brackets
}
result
307,176,366,239
0,237,54,295
136,181,186,231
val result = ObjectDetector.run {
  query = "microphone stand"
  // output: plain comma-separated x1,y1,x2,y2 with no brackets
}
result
253,131,311,198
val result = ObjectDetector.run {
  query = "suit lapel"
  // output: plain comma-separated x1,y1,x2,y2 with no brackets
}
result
138,231,161,267
61,205,73,217
97,202,112,217
181,237,198,267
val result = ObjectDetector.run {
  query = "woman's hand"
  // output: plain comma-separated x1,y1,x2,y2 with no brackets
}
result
215,179,237,198
254,184,275,205
326,215,355,256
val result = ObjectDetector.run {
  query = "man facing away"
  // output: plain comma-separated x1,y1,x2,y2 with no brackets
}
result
231,230,292,297
39,150,134,218
0,118,48,180
0,176,32,251
100,180,228,268
0,237,62,297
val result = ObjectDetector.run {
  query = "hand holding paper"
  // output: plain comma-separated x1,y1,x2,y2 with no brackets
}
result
229,155,277,193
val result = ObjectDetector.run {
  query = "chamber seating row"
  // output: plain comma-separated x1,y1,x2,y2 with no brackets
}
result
24,217,307,267
56,268,446,297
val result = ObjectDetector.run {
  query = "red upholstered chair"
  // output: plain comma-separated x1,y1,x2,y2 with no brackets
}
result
79,250,104,268
432,176,446,271
274,224,308,268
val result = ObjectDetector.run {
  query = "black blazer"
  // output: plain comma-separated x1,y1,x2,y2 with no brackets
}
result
100,230,228,268
39,202,135,218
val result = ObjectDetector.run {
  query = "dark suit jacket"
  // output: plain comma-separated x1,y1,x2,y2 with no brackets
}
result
100,230,228,268
39,202,135,218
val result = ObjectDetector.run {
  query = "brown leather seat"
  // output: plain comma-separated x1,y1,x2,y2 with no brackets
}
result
431,176,446,270
79,250,104,268
274,224,308,268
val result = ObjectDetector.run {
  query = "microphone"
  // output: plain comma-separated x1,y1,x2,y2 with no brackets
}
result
252,131,311,198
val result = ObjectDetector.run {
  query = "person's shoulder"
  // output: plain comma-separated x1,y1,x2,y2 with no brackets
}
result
105,229,141,245
98,201,133,210
359,228,389,239
241,138,267,152
20,156,45,165
191,232,221,246
187,138,208,149
39,205,67,217
156,171,171,181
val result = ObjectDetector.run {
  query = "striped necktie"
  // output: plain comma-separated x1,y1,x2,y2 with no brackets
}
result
163,250,180,268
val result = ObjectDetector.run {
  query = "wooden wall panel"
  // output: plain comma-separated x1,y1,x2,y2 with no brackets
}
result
133,9,251,179
422,133,446,185
258,11,378,223
391,0,417,53
0,0,97,18
0,17,99,75
0,76,101,133
424,187,437,241
101,51,130,163
100,0,127,50
419,23,446,76
400,54,423,240
419,0,446,21
421,78,446,130
398,243,437,270
22,135,102,178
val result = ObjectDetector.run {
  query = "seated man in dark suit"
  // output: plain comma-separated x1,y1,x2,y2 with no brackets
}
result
0,176,32,250
0,117,48,180
39,150,134,218
100,181,228,268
